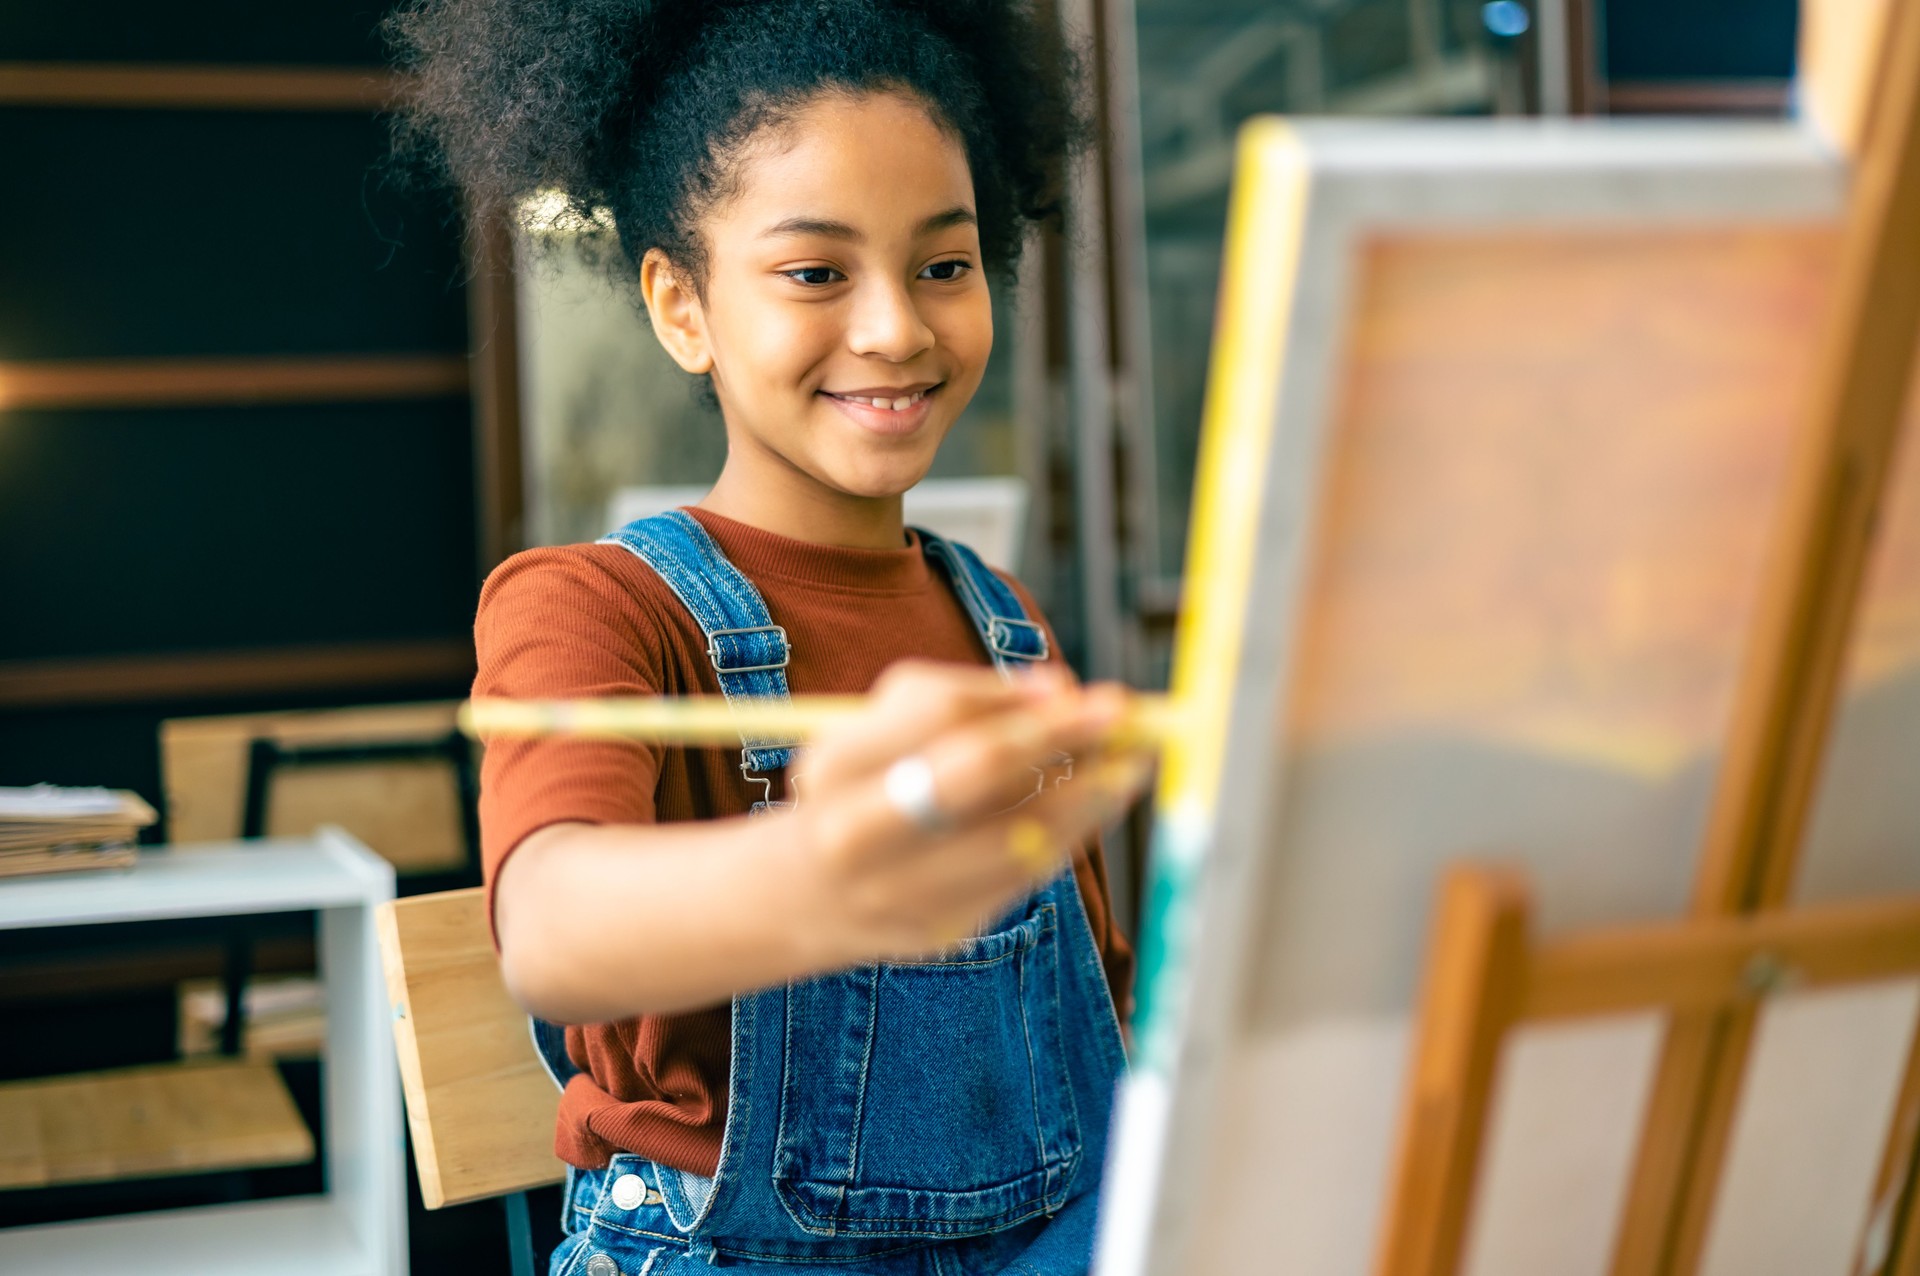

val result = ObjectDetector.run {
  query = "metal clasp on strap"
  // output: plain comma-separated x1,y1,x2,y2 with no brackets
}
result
987,617,1049,662
707,624,790,674
740,749,775,805
741,748,802,813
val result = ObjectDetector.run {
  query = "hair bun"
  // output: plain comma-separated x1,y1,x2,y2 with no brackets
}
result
388,0,675,216
387,0,1085,283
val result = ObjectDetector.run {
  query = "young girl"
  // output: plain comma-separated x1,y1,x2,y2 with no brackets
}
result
389,2,1148,1272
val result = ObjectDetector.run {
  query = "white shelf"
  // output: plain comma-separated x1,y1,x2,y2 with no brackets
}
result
0,1197,381,1276
0,828,405,1276
0,828,390,930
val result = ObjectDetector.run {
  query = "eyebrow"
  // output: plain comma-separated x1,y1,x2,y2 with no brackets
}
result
759,206,978,242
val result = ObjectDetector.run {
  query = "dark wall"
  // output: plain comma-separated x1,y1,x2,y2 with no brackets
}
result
0,4,396,63
0,4,480,810
0,9,503,1268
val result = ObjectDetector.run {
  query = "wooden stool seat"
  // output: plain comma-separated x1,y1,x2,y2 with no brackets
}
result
0,1058,313,1191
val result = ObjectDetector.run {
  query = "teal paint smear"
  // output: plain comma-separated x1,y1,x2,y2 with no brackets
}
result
1130,816,1206,1077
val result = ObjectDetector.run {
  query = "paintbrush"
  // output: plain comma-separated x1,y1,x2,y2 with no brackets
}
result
460,692,1182,749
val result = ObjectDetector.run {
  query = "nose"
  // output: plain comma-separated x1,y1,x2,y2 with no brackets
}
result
845,278,934,363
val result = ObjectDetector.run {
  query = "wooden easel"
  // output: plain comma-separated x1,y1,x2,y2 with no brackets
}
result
1379,869,1920,1276
1376,5,1920,1274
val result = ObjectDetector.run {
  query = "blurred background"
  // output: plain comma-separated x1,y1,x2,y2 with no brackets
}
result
0,2,1805,1272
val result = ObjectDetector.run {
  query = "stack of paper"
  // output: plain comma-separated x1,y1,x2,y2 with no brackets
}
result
0,785,157,878
178,975,327,1060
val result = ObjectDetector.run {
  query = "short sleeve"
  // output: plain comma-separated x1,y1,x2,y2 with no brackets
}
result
473,546,671,937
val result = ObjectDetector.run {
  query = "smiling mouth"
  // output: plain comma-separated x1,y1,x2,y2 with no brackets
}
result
822,384,939,412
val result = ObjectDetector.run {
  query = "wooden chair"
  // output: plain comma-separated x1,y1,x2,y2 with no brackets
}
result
374,887,563,1276
162,701,481,886
165,702,483,1058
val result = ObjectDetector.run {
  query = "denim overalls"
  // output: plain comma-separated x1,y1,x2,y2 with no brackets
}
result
535,511,1128,1276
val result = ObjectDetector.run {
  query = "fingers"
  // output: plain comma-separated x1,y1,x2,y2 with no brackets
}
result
802,661,1065,785
787,663,1155,964
909,683,1128,823
847,747,1158,958
985,747,1155,878
816,684,1129,858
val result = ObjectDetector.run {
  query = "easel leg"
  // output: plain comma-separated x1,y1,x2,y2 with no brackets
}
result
1373,866,1530,1276
1857,1018,1920,1276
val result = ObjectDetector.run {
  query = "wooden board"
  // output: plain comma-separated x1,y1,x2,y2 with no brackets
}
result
1097,119,1920,1276
0,1059,313,1190
375,886,563,1209
162,702,471,874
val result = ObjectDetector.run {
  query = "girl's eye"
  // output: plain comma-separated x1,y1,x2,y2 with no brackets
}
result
785,266,843,286
919,259,972,282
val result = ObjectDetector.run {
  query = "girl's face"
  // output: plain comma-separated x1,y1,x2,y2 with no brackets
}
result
643,90,993,504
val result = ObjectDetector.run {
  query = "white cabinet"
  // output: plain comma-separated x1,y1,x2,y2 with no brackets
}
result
0,829,404,1276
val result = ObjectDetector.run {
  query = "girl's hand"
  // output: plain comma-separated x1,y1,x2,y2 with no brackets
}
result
788,660,1154,965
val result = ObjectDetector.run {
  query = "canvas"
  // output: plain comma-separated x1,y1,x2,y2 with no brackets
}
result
1101,118,1920,1276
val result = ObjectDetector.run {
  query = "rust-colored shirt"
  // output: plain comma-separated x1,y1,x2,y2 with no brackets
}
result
474,508,1135,1175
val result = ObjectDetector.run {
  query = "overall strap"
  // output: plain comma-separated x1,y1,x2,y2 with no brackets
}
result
916,529,1050,674
599,510,798,775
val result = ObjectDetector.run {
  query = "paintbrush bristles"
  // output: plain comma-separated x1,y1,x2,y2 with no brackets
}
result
461,693,1180,748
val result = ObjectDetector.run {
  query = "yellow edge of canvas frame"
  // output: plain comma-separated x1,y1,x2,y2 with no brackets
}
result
1133,118,1310,1070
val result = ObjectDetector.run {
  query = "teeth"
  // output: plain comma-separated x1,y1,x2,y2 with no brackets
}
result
840,390,926,409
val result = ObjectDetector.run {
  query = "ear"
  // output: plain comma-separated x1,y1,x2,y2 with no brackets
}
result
639,248,714,375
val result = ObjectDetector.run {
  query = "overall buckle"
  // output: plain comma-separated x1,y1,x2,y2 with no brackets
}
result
987,617,1049,662
707,624,790,674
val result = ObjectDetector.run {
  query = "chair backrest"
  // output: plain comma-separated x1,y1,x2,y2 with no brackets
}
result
163,702,477,877
374,886,563,1208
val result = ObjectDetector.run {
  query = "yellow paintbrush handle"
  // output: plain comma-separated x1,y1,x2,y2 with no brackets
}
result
460,696,867,744
461,693,1182,747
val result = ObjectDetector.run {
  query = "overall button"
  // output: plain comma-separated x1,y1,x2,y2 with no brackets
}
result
610,1173,647,1210
585,1255,621,1276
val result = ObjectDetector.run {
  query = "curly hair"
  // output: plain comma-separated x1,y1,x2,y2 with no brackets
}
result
384,0,1086,286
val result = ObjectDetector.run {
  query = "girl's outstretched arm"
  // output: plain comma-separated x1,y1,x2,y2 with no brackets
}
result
493,662,1150,1024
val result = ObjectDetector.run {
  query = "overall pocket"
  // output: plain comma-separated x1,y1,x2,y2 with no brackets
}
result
771,900,1082,1238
